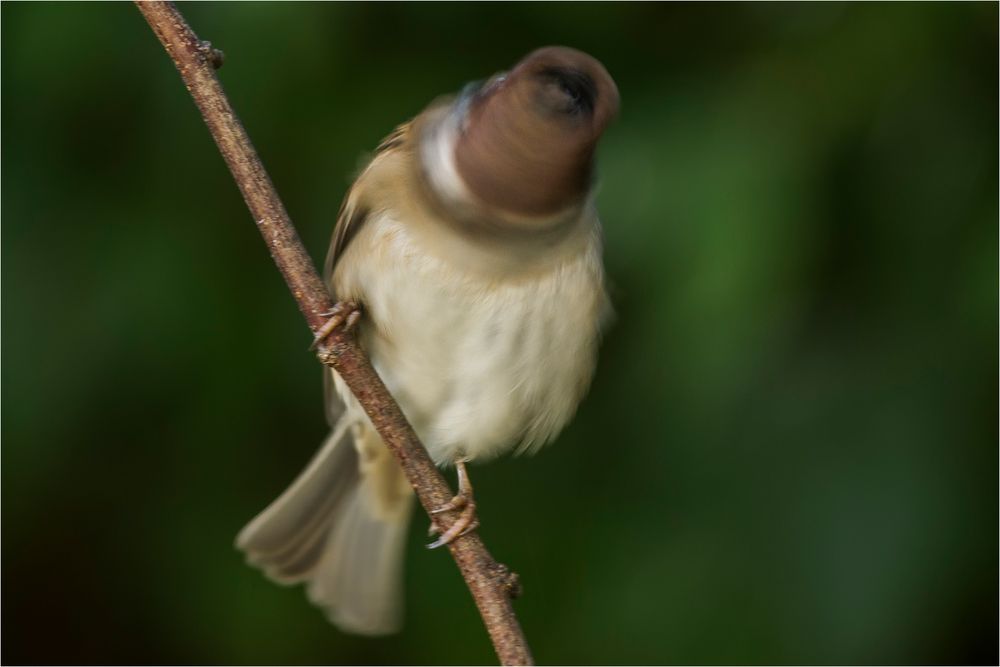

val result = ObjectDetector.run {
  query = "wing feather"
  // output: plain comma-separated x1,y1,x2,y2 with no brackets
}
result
322,122,412,282
322,122,412,427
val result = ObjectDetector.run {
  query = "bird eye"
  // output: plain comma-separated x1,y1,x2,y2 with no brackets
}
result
558,79,581,104
539,67,596,115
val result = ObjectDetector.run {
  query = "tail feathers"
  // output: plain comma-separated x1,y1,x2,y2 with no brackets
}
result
307,482,413,635
236,418,414,635
236,419,359,582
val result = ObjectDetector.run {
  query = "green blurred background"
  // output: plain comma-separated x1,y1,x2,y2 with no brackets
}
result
2,2,997,664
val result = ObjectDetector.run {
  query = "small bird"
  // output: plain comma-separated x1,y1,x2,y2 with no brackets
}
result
237,46,619,635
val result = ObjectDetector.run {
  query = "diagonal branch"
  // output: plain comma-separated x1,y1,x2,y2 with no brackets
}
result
134,3,532,665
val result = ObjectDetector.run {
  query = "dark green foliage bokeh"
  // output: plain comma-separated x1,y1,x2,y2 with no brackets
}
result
2,3,996,664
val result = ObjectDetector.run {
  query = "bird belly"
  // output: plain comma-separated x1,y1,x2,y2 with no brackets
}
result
334,215,605,466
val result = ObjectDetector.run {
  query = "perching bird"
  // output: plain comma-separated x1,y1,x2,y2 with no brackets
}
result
237,46,619,635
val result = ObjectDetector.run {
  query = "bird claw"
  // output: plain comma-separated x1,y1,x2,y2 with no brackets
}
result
427,505,478,549
430,494,468,515
426,459,479,548
309,301,361,350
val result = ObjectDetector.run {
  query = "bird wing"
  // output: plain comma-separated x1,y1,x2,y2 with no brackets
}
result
322,121,412,427
322,122,411,282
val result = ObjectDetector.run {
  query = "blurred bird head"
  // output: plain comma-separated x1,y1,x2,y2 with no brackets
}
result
419,46,619,226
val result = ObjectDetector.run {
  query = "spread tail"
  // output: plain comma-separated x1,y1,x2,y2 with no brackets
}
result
236,418,414,635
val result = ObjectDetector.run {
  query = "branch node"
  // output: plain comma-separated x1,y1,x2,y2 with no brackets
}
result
199,40,225,69
316,344,339,368
492,562,524,600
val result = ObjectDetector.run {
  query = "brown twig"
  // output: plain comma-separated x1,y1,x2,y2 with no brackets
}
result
134,3,533,665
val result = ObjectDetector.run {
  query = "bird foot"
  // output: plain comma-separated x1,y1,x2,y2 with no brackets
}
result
427,459,479,549
309,300,361,350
